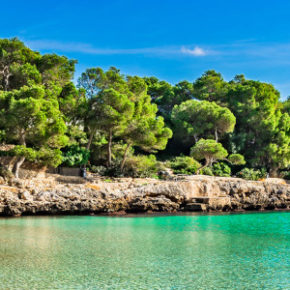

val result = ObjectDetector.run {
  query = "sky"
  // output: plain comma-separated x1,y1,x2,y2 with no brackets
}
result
1,0,290,99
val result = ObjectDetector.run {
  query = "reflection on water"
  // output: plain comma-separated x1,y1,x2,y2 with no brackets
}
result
0,213,289,289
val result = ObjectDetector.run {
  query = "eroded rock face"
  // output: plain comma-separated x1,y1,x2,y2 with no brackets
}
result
0,175,289,216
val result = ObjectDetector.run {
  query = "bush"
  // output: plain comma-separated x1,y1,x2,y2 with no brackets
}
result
11,145,37,162
280,170,290,180
37,148,63,168
170,156,200,175
212,162,231,177
228,154,246,165
200,167,214,176
89,165,107,175
236,168,267,180
123,155,158,178
61,145,90,167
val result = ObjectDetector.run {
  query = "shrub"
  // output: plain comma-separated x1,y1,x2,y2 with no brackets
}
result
37,148,63,168
228,154,246,165
170,156,201,175
11,145,37,162
236,168,267,181
123,154,158,178
61,145,90,167
212,162,231,177
280,170,290,180
200,167,214,176
89,165,107,175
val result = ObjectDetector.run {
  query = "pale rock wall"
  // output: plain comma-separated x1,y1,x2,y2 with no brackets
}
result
0,175,289,216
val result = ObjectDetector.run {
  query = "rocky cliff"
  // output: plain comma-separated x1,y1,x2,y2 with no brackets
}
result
0,175,289,216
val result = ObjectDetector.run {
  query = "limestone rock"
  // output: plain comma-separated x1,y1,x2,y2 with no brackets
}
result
0,175,289,216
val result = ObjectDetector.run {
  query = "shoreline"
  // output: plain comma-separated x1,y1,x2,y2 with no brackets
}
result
0,208,289,219
1,175,289,217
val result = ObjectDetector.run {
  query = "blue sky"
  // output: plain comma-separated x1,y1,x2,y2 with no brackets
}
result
1,0,290,99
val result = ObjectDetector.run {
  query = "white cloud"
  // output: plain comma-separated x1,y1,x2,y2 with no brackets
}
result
180,46,207,56
24,39,209,57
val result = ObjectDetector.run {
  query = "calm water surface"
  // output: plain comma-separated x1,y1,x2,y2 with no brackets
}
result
0,212,289,289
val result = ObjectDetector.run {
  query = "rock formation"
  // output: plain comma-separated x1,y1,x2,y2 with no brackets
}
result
0,175,289,216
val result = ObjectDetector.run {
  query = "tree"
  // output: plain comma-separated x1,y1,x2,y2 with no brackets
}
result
225,77,288,173
61,145,90,167
191,71,289,175
265,112,290,176
0,38,76,91
78,67,130,157
0,38,41,91
144,77,194,122
79,70,172,169
120,77,172,170
193,70,228,103
93,88,134,166
171,100,236,144
0,38,76,177
281,96,290,115
227,154,246,165
190,139,228,173
0,85,68,177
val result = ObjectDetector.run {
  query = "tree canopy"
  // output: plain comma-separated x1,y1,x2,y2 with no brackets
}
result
0,38,289,179
171,100,236,143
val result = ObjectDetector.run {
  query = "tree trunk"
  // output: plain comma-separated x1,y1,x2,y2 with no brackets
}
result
269,167,279,177
12,132,26,178
107,129,112,167
8,156,17,172
13,156,25,178
196,158,209,174
86,127,97,151
120,143,131,171
0,65,11,91
215,128,218,142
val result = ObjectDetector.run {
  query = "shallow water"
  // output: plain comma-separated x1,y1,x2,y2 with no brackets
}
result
0,212,289,289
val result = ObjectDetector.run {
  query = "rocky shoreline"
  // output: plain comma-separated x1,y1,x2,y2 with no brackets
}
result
0,175,289,217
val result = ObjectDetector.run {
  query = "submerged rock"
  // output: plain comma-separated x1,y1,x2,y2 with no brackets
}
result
0,175,289,216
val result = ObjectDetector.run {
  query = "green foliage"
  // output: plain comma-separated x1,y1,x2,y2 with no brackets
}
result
212,162,231,177
191,139,228,165
123,155,159,178
11,145,37,161
228,154,246,165
144,77,193,121
79,69,172,169
172,99,235,144
170,156,200,175
9,145,62,168
193,70,228,103
89,165,107,175
280,170,290,180
37,147,63,168
120,77,172,170
281,97,290,114
236,168,267,181
0,38,289,179
225,77,288,171
200,167,214,176
0,38,76,176
62,145,90,167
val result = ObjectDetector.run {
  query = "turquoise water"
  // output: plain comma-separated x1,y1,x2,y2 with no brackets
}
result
0,213,289,289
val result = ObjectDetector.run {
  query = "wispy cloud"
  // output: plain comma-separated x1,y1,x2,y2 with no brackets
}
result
180,46,207,56
24,39,290,64
25,39,211,57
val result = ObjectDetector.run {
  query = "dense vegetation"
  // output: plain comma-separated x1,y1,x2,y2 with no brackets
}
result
0,38,289,179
